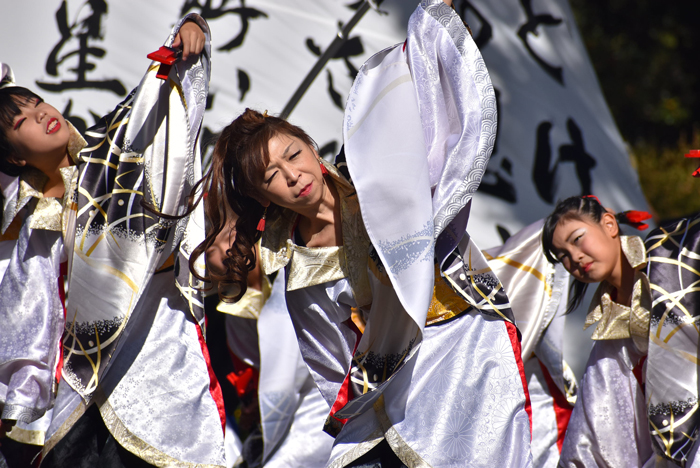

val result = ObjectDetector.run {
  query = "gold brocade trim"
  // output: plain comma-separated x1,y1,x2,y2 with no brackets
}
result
259,160,372,306
621,235,646,269
18,169,45,202
217,274,271,319
374,396,432,468
584,236,651,352
331,159,372,308
42,400,88,456
7,425,45,446
28,197,63,231
9,135,82,233
327,428,385,468
67,120,88,163
287,244,347,291
96,392,225,468
426,265,471,326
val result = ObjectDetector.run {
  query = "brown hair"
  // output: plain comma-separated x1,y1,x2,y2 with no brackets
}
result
190,108,317,302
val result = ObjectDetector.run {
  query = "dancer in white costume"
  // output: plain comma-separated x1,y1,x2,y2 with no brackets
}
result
543,195,700,467
195,1,533,466
0,16,227,467
481,220,577,468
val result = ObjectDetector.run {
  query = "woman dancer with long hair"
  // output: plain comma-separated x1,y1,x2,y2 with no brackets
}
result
195,1,533,466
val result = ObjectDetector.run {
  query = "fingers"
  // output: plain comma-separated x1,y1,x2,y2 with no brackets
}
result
175,21,205,61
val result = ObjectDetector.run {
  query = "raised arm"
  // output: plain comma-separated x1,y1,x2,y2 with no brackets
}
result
172,20,206,61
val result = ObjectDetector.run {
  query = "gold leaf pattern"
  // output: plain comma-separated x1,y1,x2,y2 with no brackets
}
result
584,236,651,353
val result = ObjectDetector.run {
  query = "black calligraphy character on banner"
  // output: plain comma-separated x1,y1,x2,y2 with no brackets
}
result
306,32,364,110
237,69,250,101
319,141,339,161
200,93,220,170
36,0,126,96
517,0,564,85
478,89,517,203
532,118,596,204
181,0,268,51
455,0,493,49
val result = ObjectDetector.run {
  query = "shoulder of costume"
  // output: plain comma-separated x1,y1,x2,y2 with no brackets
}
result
645,213,700,257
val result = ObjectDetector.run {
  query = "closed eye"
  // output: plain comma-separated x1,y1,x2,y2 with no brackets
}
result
264,171,277,184
289,150,301,160
13,117,25,130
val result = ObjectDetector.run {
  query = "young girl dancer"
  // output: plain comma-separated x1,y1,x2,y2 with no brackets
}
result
0,16,227,467
195,0,533,466
543,196,700,466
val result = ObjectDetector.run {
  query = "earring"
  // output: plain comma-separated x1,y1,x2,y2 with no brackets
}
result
257,207,267,232
319,159,329,176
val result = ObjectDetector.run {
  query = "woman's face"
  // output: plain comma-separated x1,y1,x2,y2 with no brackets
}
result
550,213,621,284
254,132,325,212
5,97,70,170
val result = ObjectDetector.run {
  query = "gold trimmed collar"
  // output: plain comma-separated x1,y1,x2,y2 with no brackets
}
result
259,160,372,307
584,235,651,353
217,274,271,319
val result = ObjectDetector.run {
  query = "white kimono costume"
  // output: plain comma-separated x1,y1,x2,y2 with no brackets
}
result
1,16,226,467
483,220,577,468
259,2,533,466
560,232,700,467
221,273,334,467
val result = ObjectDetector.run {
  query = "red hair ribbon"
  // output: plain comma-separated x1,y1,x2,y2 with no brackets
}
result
617,210,652,231
685,150,700,177
582,194,601,205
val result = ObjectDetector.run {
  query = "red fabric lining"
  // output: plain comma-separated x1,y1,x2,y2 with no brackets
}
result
505,321,532,439
329,318,363,424
632,356,646,395
226,348,259,398
55,262,68,384
538,359,574,452
194,321,227,434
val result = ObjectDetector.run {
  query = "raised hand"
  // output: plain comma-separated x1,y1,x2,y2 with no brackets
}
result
172,21,206,61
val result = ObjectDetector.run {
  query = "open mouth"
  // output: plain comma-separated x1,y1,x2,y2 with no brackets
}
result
47,118,60,134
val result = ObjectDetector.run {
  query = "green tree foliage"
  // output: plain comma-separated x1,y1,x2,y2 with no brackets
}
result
569,0,700,218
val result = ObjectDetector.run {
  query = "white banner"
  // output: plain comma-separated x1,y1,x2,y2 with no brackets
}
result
1,0,648,248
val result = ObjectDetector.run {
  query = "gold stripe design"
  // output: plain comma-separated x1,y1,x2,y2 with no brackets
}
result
483,251,551,297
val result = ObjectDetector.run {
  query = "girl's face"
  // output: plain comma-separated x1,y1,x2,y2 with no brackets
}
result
254,132,325,212
5,97,70,170
550,212,621,284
